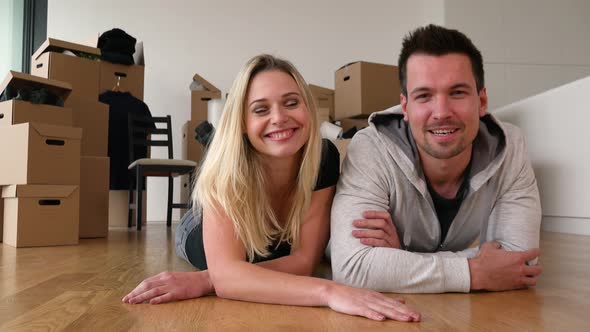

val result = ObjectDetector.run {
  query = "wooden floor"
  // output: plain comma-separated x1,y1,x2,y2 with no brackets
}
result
0,227,588,331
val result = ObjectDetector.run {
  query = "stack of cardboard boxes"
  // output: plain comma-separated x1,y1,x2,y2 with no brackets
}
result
0,71,82,247
31,38,111,238
179,74,221,215
92,38,146,227
326,61,401,167
308,84,334,124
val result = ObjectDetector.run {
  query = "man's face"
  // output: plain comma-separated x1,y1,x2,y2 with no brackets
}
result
401,53,487,161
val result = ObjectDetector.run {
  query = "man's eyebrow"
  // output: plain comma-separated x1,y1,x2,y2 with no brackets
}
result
409,87,431,95
450,83,472,90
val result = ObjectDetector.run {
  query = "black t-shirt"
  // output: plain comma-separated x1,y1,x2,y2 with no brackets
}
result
185,139,340,270
427,162,471,244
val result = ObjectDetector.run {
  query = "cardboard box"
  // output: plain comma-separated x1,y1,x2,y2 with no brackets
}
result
79,156,109,238
1,184,79,247
334,139,351,170
181,120,205,163
337,117,369,133
31,38,101,103
309,84,335,121
0,123,82,186
108,190,146,227
1,197,3,242
0,71,73,127
334,61,400,120
99,61,144,100
191,73,221,121
69,97,109,157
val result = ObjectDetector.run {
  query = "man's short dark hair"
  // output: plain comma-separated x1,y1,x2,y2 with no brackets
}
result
398,24,484,96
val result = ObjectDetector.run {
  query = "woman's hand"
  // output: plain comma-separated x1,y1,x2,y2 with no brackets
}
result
122,271,214,304
326,284,420,322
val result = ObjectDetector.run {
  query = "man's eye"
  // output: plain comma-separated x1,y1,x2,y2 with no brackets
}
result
415,94,429,100
451,90,466,96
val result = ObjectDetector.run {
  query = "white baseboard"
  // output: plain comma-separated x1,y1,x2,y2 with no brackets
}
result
541,216,590,236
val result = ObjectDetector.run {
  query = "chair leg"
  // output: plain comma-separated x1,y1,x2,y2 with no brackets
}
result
167,176,173,227
128,180,134,228
136,167,144,231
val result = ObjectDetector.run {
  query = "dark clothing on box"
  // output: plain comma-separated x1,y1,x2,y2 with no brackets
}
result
100,91,154,190
175,139,340,270
0,85,64,106
98,28,137,65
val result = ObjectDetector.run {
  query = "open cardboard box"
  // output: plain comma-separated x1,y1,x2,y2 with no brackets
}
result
191,73,221,121
31,38,101,103
2,184,79,247
0,122,82,185
0,71,73,127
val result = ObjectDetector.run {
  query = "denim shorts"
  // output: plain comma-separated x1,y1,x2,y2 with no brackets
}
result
175,207,201,265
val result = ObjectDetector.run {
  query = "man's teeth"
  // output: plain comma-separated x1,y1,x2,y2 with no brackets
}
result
431,129,456,135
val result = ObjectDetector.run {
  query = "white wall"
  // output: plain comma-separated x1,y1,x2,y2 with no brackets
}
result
444,0,590,110
47,0,444,222
445,0,590,234
493,77,590,235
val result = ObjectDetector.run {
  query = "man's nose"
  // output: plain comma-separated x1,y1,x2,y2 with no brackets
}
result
432,96,451,120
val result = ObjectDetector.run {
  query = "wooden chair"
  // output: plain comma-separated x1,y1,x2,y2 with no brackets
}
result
127,114,196,230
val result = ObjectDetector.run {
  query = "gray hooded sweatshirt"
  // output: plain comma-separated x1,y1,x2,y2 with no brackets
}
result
330,106,541,293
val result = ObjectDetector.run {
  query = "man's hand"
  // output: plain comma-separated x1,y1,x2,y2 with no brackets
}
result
352,210,401,249
468,242,542,291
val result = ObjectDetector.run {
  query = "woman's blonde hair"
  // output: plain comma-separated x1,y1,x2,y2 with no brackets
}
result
193,54,321,261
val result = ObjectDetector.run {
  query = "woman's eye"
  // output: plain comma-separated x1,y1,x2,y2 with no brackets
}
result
253,107,268,114
285,99,299,107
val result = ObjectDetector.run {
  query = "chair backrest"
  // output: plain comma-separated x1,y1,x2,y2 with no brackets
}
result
127,113,173,163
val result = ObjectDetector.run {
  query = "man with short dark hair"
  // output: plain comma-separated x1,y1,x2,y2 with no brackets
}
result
330,24,542,293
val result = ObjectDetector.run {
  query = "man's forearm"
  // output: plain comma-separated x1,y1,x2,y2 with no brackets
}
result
331,246,471,293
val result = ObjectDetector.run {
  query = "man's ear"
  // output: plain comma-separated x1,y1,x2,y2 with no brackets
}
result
401,93,409,121
478,87,488,117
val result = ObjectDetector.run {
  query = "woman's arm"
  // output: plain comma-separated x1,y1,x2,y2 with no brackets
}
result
122,187,334,305
203,196,419,321
255,185,333,275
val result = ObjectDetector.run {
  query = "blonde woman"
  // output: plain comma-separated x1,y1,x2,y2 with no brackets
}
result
123,55,420,322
